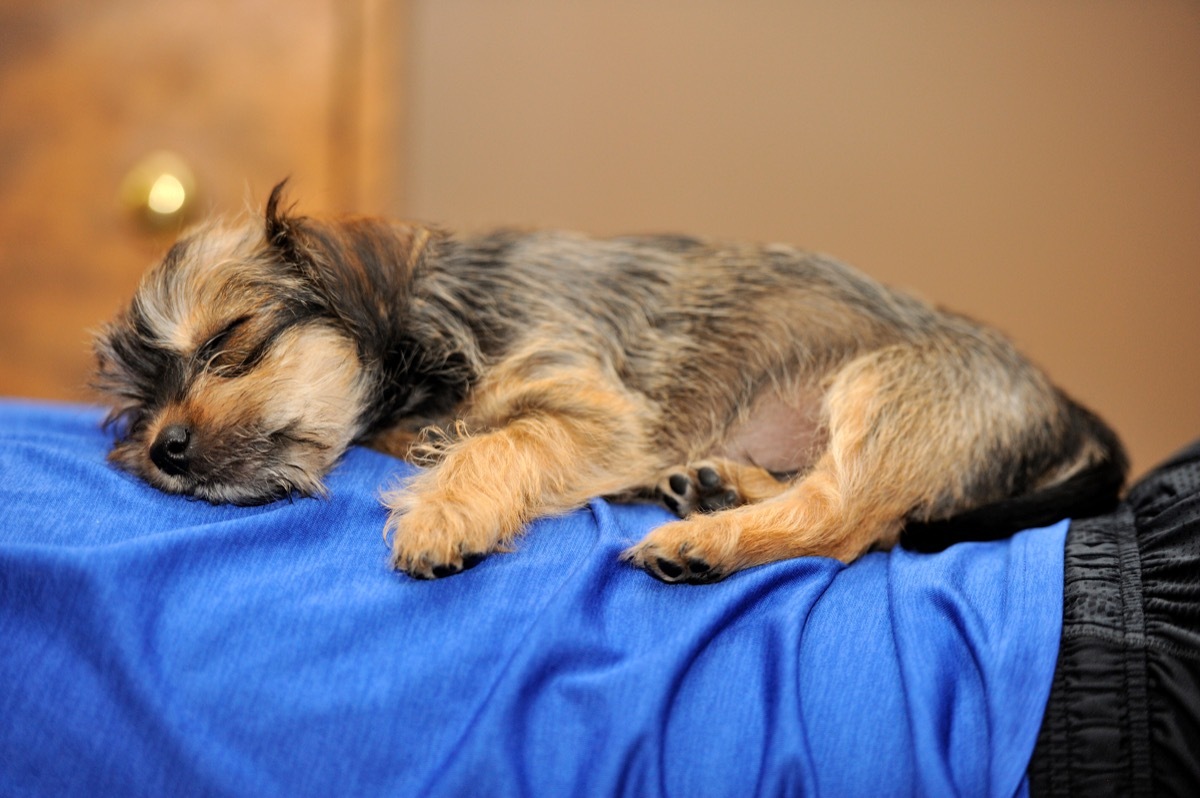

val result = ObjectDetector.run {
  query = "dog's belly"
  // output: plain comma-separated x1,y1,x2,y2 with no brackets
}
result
714,387,825,474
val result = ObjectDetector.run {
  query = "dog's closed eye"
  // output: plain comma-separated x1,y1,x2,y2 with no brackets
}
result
199,316,250,358
198,316,256,375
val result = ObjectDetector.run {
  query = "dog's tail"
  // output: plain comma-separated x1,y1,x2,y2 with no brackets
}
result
900,398,1129,553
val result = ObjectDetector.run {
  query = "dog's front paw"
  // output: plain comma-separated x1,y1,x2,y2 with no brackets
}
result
384,493,500,579
622,515,741,584
658,461,742,517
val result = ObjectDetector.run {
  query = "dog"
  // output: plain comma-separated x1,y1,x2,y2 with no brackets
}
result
93,182,1127,583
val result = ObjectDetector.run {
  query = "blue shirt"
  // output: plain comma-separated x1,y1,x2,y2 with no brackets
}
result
0,401,1064,797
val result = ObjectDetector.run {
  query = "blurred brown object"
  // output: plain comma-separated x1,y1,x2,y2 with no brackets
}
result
0,0,405,402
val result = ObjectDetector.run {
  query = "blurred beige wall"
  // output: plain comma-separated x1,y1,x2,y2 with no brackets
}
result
402,0,1200,477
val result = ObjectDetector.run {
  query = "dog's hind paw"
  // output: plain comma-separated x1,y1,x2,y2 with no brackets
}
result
621,518,736,584
658,461,742,517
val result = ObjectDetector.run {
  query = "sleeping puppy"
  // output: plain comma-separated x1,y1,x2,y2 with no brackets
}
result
93,182,1127,582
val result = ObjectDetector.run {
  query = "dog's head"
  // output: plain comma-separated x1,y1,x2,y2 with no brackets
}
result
93,182,435,504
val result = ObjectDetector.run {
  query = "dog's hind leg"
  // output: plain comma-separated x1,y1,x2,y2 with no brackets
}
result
624,342,1050,582
624,449,904,582
383,350,660,579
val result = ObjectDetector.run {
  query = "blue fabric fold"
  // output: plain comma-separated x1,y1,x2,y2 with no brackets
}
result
0,400,1064,797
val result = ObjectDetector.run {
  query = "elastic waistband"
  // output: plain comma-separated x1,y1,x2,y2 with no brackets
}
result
1029,442,1200,797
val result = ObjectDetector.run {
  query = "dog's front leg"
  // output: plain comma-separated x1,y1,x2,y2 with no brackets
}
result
382,362,657,578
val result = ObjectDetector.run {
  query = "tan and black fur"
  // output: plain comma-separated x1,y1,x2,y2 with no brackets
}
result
93,183,1127,582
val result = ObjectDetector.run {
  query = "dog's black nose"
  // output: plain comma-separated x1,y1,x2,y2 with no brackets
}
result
150,424,192,476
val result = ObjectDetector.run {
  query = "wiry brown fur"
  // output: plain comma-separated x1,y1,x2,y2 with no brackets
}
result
93,183,1127,582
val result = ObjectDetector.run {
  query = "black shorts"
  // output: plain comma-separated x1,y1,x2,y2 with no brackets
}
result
1029,442,1200,796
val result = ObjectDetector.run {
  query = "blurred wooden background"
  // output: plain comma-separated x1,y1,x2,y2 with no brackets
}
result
0,0,403,397
1,0,1197,477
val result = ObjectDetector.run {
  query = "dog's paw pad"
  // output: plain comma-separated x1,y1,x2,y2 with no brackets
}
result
658,462,742,518
655,556,685,578
660,471,695,515
699,488,739,513
624,540,726,585
696,466,722,489
652,552,723,584
667,473,690,495
393,548,489,580
461,552,487,570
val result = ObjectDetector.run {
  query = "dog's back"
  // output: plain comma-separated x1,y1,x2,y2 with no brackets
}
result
435,229,1124,501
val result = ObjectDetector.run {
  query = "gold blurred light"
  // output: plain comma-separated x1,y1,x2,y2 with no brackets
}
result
120,151,197,229
146,173,187,215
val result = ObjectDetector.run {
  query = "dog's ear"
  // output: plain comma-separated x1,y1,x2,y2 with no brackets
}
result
264,179,308,267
